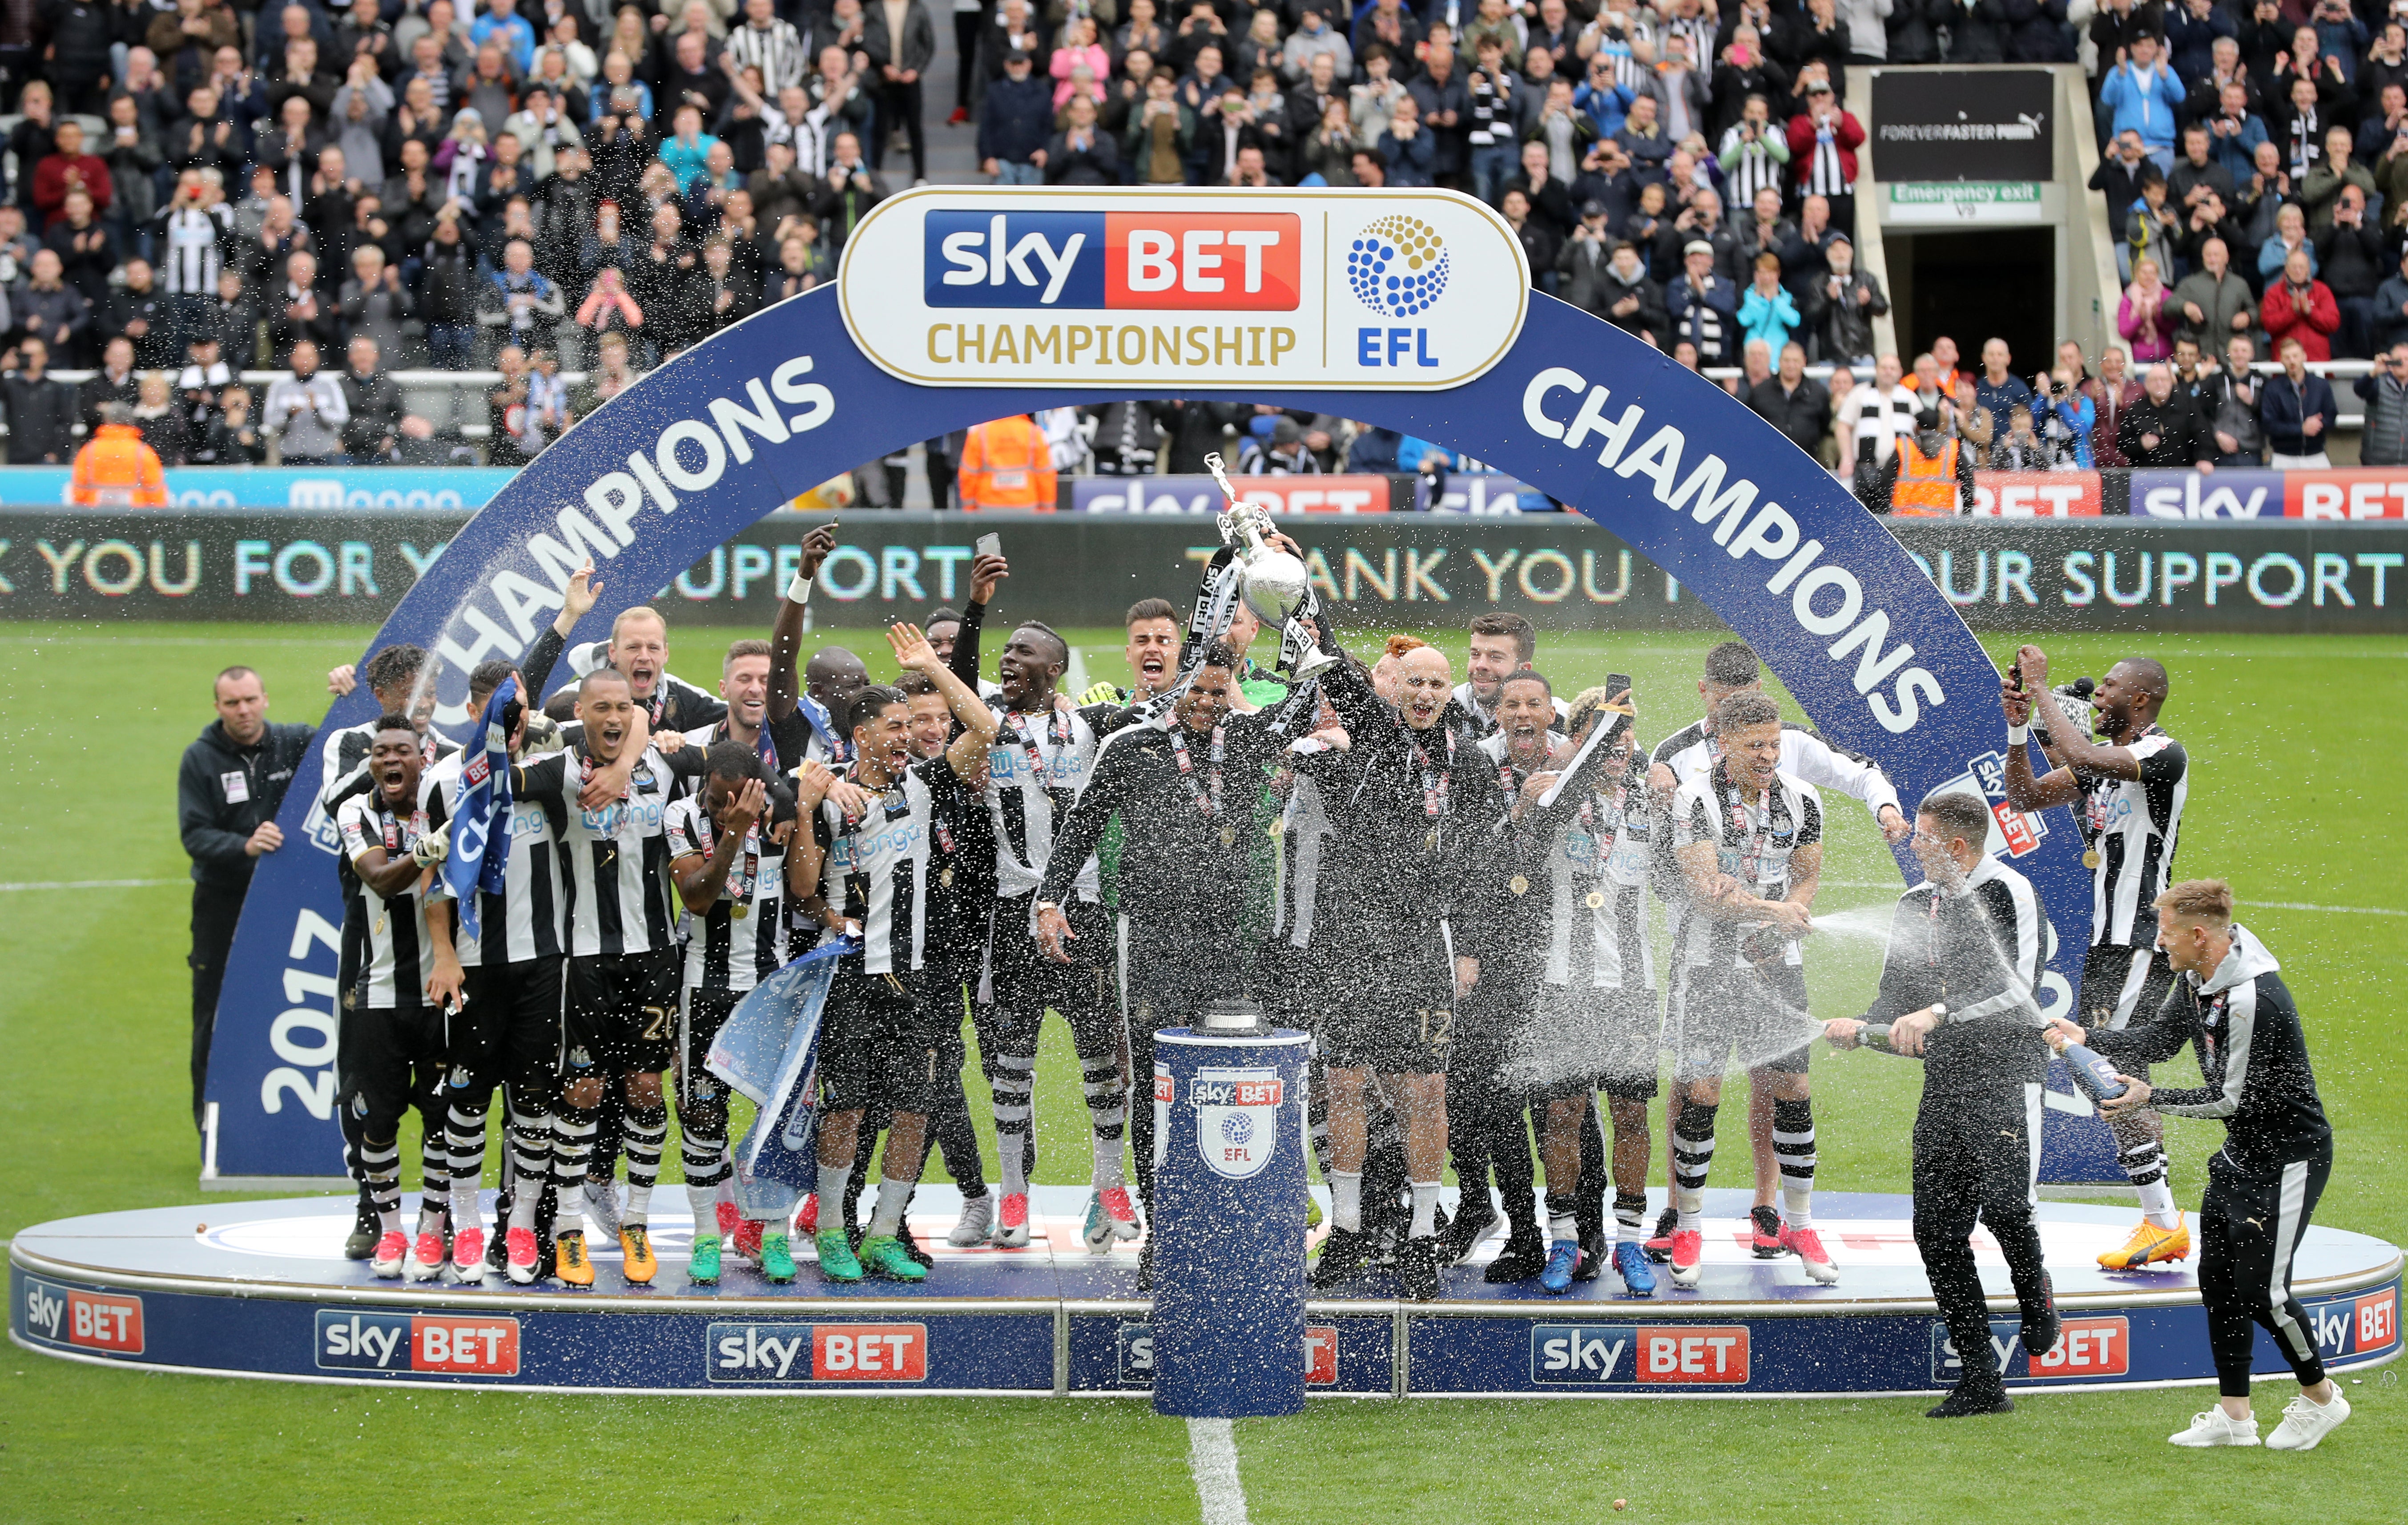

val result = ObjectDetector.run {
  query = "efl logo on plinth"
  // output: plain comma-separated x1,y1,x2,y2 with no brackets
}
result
838,187,1528,391
1192,1067,1283,1178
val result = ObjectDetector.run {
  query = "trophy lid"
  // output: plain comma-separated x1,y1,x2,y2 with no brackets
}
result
1199,999,1269,1036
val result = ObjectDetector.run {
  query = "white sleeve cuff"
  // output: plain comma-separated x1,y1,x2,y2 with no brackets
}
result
785,571,814,603
2007,723,2029,746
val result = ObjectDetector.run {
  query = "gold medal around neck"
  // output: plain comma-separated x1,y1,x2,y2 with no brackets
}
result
1268,819,1284,838
1586,890,1607,910
732,903,750,919
1220,825,1237,847
1425,829,1438,851
1509,874,1530,896
2083,848,2102,869
941,867,955,888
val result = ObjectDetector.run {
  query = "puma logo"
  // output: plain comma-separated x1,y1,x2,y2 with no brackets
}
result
2243,1218,2263,1230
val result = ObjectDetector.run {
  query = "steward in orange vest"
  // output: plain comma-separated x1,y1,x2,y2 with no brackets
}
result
1876,414,1976,516
957,414,1059,510
70,410,170,507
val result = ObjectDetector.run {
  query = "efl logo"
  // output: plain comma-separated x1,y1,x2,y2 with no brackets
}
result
315,1310,520,1375
813,1323,928,1381
927,210,1300,311
1531,1324,1749,1384
20,1277,144,1354
1116,1322,1340,1385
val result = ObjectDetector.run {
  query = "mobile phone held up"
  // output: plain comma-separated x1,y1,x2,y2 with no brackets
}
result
975,533,1003,560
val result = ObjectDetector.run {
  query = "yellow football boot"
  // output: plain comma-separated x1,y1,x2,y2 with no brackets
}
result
556,1230,596,1287
619,1224,658,1285
2098,1213,2191,1270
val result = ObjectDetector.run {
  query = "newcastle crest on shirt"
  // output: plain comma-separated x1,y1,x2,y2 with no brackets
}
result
1193,1068,1284,1179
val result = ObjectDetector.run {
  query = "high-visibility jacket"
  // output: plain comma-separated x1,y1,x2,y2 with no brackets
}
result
958,414,1059,510
69,424,169,507
1889,435,1962,515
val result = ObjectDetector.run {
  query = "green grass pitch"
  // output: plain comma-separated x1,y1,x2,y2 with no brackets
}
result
0,621,2400,1523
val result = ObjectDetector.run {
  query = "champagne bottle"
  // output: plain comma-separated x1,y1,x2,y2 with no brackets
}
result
1855,1005,1942,1054
2054,1037,2129,1101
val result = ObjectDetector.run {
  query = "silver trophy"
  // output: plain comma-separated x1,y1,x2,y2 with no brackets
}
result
1205,452,1337,682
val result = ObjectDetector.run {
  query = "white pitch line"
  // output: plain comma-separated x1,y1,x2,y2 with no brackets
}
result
0,877,183,893
1186,1418,1251,1525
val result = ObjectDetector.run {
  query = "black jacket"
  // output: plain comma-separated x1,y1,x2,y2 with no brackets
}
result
0,371,78,463
179,718,316,892
2091,925,2331,1174
2118,390,2213,465
1315,651,1510,931
1746,374,1831,459
339,370,404,459
1038,712,1286,925
1859,857,2055,1099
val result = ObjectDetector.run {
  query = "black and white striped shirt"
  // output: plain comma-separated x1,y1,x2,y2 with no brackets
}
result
664,794,790,992
813,757,978,975
984,700,1111,906
1651,717,1900,821
1800,125,1849,198
517,742,708,958
336,787,452,1009
1669,759,1822,969
2073,727,2187,949
724,18,809,90
420,749,568,967
158,202,234,295
1845,382,1921,464
1717,123,1785,212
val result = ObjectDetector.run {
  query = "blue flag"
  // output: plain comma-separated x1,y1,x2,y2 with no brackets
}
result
794,690,849,763
708,938,856,1211
442,676,517,941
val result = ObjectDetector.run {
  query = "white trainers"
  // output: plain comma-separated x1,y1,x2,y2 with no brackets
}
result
2168,1408,2261,1447
948,1188,995,1247
2265,1392,2351,1451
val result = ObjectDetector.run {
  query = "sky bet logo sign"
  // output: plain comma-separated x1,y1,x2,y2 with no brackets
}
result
1932,1316,2128,1382
20,1276,144,1355
841,187,1528,391
709,1322,928,1382
929,210,1300,311
316,1310,520,1376
1532,1324,1750,1384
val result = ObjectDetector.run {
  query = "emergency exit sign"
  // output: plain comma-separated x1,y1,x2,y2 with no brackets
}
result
1885,182,2046,224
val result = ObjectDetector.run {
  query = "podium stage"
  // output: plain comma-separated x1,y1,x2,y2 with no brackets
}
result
12,1188,2399,1398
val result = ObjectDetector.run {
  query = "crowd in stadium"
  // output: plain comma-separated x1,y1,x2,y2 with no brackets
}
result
2,0,2406,486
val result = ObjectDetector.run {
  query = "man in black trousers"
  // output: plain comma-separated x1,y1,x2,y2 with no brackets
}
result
1824,790,2060,1418
177,665,315,1136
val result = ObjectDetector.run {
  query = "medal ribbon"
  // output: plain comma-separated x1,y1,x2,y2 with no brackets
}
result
1167,721,1227,821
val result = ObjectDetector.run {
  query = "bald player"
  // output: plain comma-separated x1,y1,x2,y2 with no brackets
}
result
2002,648,2194,1271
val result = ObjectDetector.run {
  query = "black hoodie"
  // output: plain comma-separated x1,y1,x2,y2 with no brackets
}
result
178,716,317,891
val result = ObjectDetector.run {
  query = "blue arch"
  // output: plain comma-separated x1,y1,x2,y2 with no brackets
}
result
203,286,2095,1180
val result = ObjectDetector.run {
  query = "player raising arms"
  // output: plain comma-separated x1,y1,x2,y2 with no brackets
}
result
979,621,1135,1248
2001,647,2193,1272
789,624,999,1284
1665,691,1831,1289
333,714,460,1279
1310,635,1512,1300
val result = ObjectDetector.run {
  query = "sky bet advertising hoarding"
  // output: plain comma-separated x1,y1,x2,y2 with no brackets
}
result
5,508,2403,633
836,187,1530,391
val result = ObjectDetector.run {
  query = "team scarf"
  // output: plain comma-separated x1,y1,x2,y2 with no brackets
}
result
442,676,517,940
